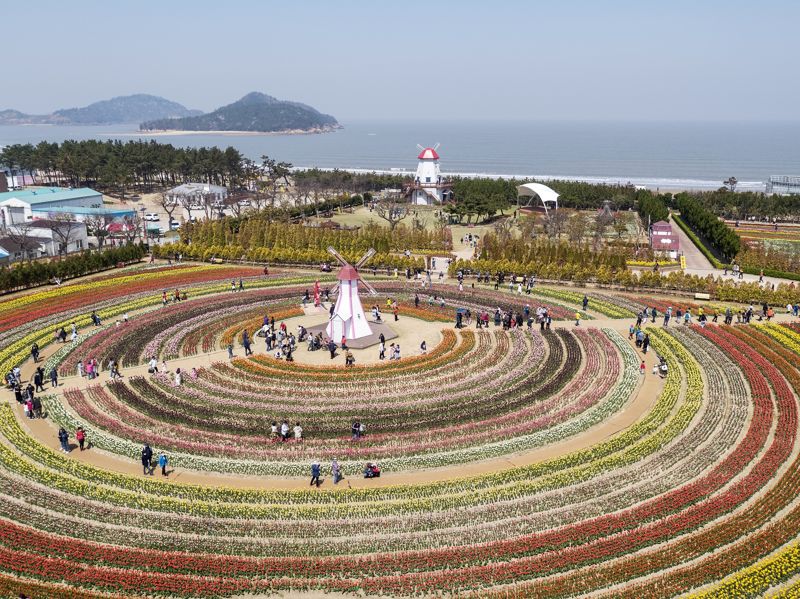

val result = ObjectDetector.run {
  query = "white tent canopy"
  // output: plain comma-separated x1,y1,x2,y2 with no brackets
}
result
517,183,559,214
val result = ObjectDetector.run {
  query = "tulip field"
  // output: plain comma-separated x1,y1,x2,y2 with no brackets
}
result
2,263,800,597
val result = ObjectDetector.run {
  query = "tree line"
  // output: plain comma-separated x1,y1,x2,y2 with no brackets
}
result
182,216,451,254
687,189,800,220
0,140,246,197
478,234,628,269
0,244,146,294
675,194,742,261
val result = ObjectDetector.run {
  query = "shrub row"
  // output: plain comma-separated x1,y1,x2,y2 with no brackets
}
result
0,244,146,294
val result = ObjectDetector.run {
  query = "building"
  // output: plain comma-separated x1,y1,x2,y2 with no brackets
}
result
168,183,228,204
0,168,34,190
406,145,452,205
0,237,41,263
28,219,88,256
0,186,133,237
0,187,104,228
650,220,679,258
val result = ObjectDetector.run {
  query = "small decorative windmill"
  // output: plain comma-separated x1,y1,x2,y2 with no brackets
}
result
326,247,378,341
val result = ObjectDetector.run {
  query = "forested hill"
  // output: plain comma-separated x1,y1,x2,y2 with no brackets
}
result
140,92,339,133
54,94,201,124
0,94,200,125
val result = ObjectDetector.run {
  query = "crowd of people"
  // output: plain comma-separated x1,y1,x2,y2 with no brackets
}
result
10,261,799,495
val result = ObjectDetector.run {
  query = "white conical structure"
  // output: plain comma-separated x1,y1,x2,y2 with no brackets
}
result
326,264,373,341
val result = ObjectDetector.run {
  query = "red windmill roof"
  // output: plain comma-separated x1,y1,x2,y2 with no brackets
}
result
417,147,440,160
337,264,360,281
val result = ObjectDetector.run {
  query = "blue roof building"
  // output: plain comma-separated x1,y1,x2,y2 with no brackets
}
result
0,187,103,210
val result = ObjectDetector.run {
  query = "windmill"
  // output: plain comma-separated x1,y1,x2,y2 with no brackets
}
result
416,142,440,154
326,247,378,342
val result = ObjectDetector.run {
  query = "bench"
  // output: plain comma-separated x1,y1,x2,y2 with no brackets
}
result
694,292,711,301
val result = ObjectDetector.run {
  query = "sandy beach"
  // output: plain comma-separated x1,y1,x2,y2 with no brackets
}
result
129,126,341,137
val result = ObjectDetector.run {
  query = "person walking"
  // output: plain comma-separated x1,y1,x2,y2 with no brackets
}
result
378,341,385,360
331,458,342,484
293,422,303,441
58,427,69,453
76,427,86,451
33,368,44,393
575,312,582,326
642,333,650,355
49,368,58,388
227,343,234,359
582,295,589,311
243,331,252,356
640,360,646,375
310,460,321,487
328,339,337,360
158,452,168,476
141,444,153,475
32,396,43,419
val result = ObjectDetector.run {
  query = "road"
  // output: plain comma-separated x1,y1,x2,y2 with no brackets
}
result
670,215,713,271
670,215,794,288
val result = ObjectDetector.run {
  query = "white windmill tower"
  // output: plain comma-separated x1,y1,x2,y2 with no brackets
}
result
412,143,448,205
326,247,378,342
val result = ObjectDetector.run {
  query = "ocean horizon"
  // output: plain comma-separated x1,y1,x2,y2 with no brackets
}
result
2,120,799,192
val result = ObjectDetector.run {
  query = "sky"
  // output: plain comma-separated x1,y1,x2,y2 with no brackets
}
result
5,0,799,122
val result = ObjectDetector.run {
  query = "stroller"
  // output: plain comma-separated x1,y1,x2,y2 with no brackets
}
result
363,462,381,478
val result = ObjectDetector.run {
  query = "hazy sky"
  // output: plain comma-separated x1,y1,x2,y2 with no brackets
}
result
5,0,799,121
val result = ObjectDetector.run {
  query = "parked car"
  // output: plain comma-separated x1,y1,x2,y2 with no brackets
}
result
169,220,180,231
238,199,251,207
144,212,160,221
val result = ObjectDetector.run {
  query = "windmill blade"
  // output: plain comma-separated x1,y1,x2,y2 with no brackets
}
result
330,283,340,296
354,247,376,269
433,142,440,151
327,246,348,266
359,278,378,296
416,144,425,152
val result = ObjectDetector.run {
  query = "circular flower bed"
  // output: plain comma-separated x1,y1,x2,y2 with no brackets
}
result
1,264,800,597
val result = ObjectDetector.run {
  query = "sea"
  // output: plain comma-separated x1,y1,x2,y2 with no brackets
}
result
2,120,799,192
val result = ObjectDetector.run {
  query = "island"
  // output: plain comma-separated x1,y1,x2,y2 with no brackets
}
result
0,94,201,125
139,92,339,134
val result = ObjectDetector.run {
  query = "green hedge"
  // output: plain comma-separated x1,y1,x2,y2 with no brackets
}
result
738,265,800,282
671,214,724,268
0,244,146,294
675,194,741,261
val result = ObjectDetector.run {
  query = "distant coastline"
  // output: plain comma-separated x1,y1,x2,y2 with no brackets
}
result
2,120,795,193
134,125,341,137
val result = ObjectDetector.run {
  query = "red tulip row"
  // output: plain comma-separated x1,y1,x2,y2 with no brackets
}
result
477,325,800,598
0,328,779,592
0,265,263,333
349,325,791,594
